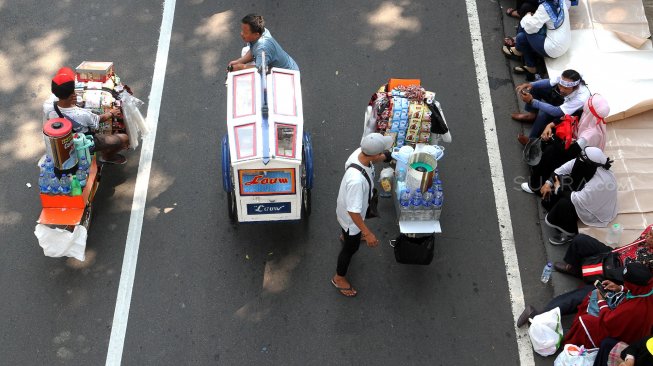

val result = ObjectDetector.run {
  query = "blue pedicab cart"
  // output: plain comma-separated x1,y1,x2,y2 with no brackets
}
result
221,57,313,223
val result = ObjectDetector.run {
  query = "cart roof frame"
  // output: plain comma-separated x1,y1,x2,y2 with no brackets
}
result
226,67,304,165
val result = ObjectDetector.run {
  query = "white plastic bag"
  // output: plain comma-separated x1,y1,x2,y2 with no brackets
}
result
119,90,147,150
528,307,563,356
34,224,87,261
553,344,598,366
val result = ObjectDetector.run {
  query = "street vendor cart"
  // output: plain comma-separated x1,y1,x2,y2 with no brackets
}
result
34,61,146,261
222,54,313,223
364,79,452,263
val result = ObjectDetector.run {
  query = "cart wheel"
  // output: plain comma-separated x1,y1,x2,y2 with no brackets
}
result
227,188,237,222
302,187,311,217
81,203,93,231
301,148,311,217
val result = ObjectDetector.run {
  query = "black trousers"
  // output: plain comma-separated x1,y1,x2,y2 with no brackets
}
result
543,190,580,234
529,140,580,193
542,285,594,316
593,337,620,366
564,234,612,269
336,229,361,276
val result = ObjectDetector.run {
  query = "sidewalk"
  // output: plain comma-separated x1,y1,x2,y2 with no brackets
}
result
500,0,653,297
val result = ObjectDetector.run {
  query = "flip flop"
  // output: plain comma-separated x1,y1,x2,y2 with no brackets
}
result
502,46,522,60
331,279,357,297
505,7,520,19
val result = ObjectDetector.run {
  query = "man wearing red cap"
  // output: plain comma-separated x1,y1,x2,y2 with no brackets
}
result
43,67,128,164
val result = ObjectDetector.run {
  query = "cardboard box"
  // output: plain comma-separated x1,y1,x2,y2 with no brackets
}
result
76,61,114,82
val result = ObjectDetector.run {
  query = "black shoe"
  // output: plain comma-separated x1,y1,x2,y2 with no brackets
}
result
549,233,574,246
554,262,580,277
517,305,537,327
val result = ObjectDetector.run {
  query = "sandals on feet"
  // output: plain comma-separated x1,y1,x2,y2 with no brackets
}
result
502,46,522,60
331,279,357,297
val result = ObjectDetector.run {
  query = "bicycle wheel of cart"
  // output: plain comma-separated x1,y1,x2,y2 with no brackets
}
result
222,134,238,222
301,132,314,218
80,203,93,231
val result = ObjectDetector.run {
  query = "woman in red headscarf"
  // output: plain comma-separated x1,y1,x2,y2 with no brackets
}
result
522,93,609,194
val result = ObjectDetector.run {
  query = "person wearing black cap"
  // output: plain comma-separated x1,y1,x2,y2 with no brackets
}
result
331,133,392,297
517,262,653,349
564,262,653,349
43,67,129,164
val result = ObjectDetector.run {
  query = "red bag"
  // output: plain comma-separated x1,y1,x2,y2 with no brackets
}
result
555,115,578,149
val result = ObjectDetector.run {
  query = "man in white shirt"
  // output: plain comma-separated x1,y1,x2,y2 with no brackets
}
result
44,67,128,164
332,133,392,297
513,69,590,145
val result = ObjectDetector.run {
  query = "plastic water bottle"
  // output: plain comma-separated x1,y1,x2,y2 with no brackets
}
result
48,174,61,194
79,156,89,173
434,168,440,181
410,189,423,221
59,174,71,195
399,189,411,219
76,168,87,187
541,262,553,283
432,179,442,192
422,189,434,220
44,157,55,174
434,188,444,208
396,167,407,182
605,223,623,246
38,173,49,193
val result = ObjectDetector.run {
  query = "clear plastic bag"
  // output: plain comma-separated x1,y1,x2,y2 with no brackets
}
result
119,91,148,150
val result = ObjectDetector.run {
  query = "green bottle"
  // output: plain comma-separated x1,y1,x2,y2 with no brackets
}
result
71,175,82,196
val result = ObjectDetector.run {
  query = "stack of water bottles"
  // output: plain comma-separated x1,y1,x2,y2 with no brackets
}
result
38,155,90,196
396,167,443,221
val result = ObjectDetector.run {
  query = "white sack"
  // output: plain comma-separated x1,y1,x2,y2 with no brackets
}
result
34,224,87,261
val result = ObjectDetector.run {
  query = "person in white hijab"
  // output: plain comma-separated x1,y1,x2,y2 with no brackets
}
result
540,147,618,245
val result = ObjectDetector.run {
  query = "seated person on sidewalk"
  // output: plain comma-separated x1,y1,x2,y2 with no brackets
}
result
517,262,653,350
513,69,590,145
502,0,571,78
553,225,653,278
593,334,653,366
228,14,299,72
43,67,129,165
522,94,609,193
540,147,617,245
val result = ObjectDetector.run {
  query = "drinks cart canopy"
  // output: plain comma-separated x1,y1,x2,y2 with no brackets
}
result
226,67,304,165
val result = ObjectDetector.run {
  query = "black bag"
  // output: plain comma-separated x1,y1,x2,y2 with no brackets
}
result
347,163,379,219
394,234,435,265
425,101,449,135
581,251,622,283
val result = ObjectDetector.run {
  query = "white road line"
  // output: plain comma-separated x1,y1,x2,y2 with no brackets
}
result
463,1,535,365
105,0,176,365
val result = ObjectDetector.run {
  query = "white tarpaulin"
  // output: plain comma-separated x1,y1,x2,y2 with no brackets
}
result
545,0,653,121
546,0,653,243
34,224,87,261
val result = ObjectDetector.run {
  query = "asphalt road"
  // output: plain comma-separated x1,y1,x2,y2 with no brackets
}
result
0,1,555,365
